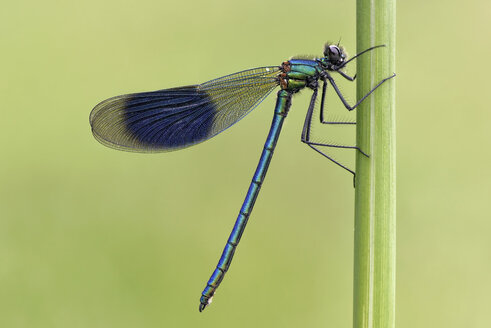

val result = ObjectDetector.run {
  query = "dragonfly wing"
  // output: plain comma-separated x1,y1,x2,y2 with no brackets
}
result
90,66,280,152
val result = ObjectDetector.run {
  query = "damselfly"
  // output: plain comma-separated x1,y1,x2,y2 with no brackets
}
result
89,43,395,312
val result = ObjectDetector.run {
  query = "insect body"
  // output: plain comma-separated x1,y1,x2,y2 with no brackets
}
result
89,43,395,312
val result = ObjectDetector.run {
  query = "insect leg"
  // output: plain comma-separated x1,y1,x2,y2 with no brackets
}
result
337,70,356,82
319,77,356,125
315,78,368,157
301,86,356,175
324,72,396,111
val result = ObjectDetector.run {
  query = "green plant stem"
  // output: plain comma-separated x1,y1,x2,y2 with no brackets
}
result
353,1,396,328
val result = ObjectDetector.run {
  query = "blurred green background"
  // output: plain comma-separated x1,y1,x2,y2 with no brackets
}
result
1,0,490,327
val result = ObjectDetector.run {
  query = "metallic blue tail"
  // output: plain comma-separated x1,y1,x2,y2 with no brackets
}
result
199,90,293,311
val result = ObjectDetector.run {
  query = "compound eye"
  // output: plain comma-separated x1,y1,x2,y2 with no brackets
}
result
329,45,340,54
328,45,340,60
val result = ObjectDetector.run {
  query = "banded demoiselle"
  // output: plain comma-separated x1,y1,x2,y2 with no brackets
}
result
89,43,395,312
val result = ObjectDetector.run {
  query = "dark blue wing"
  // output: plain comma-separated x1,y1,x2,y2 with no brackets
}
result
89,66,280,152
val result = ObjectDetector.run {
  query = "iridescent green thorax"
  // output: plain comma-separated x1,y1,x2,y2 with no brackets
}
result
279,59,323,91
